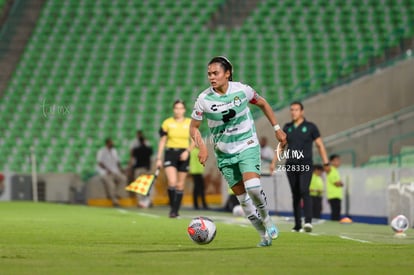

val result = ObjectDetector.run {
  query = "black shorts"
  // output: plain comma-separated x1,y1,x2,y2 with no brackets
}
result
164,148,189,172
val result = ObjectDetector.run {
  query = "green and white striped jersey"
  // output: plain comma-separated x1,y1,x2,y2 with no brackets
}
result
191,81,260,155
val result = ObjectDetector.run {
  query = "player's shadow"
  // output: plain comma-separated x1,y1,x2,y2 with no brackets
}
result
125,246,256,254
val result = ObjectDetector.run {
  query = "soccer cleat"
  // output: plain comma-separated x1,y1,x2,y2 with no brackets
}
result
263,218,279,239
303,223,313,233
257,238,272,247
291,227,304,233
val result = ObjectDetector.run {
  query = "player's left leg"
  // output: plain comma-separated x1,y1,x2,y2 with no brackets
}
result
232,182,271,247
243,174,278,239
239,147,279,239
221,163,271,247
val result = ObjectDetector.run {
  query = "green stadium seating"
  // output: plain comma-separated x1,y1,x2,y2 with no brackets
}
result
398,146,414,167
0,0,413,173
362,155,395,168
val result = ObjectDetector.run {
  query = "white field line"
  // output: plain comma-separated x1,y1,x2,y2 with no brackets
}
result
136,212,160,218
339,235,372,243
115,208,160,218
116,209,129,214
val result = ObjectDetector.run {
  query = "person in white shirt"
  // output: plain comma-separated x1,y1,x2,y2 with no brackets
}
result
260,137,274,175
97,138,127,207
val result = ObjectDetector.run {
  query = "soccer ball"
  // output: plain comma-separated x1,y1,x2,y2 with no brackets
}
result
390,215,409,233
232,205,244,217
187,216,216,245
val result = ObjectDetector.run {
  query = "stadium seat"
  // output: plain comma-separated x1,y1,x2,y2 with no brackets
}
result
0,0,412,173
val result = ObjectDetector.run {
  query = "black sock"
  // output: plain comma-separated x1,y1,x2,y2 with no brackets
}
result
167,188,176,209
173,190,183,215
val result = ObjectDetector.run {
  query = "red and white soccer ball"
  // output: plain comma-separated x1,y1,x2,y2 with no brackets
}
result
390,215,409,233
187,216,216,245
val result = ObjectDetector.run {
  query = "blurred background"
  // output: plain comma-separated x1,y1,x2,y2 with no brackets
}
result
0,0,413,223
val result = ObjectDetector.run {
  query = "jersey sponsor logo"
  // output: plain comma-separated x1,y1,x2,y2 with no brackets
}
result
233,96,241,107
221,109,236,122
210,101,232,111
226,127,238,133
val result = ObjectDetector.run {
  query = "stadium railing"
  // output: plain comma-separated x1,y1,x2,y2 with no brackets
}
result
389,131,414,165
320,106,414,167
323,105,414,148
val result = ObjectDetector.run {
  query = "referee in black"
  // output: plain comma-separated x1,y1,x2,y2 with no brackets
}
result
272,101,330,233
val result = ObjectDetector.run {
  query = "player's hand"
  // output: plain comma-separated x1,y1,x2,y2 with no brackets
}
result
275,129,287,148
156,159,163,169
198,146,208,166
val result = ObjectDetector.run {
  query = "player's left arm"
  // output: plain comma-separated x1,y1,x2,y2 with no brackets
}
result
252,96,287,146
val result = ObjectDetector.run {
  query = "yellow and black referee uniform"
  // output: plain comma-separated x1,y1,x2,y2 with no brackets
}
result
159,117,192,171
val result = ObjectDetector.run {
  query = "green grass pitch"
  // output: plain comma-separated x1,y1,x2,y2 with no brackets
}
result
1,202,413,275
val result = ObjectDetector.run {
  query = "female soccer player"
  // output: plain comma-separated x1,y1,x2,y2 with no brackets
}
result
156,99,194,218
190,56,287,246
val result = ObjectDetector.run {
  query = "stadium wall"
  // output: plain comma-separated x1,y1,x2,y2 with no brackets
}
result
255,58,414,155
2,168,413,225
0,172,83,203
323,108,414,165
229,167,414,225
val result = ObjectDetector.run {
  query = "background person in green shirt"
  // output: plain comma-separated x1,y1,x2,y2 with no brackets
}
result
189,148,209,210
309,164,324,219
326,154,344,221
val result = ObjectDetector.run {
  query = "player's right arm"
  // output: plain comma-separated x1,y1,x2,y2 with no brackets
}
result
190,119,208,166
